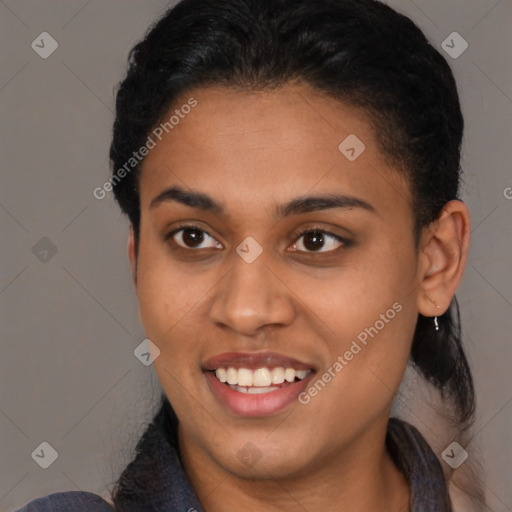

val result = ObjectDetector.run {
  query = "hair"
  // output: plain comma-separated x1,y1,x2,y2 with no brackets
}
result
108,0,479,508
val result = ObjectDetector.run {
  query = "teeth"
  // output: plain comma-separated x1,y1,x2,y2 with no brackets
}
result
238,368,253,386
253,368,272,386
296,370,309,379
226,367,238,385
231,384,280,394
247,385,274,394
214,366,311,387
216,367,227,383
284,368,296,382
271,367,285,384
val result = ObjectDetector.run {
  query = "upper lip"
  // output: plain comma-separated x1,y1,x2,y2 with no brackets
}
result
203,351,315,371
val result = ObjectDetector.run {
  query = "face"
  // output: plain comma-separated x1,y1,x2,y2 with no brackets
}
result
132,84,425,480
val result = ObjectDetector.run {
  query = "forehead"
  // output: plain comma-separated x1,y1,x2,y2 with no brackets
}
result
138,84,412,220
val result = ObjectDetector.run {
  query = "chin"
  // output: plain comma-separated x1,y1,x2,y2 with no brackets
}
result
205,432,318,481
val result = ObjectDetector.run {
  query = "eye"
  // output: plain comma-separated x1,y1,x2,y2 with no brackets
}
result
165,223,349,254
289,228,347,253
166,224,223,250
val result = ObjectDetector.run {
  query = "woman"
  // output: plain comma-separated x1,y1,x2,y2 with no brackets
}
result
16,0,487,510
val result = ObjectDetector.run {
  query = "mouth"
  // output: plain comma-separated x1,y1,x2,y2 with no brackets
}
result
203,352,316,417
208,366,312,394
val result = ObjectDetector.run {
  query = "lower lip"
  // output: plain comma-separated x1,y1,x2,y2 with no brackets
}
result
204,371,314,417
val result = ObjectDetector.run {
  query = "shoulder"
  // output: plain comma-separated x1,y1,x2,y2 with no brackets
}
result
14,491,114,512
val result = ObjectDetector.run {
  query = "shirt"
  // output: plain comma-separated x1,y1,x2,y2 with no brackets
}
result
14,417,451,511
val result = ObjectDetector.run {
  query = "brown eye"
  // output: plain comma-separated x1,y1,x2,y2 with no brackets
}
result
290,229,346,253
166,225,223,250
302,231,326,251
181,228,205,248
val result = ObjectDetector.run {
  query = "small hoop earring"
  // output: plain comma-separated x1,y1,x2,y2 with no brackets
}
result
434,316,440,331
427,295,441,309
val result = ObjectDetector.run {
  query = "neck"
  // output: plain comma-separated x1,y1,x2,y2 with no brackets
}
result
178,415,410,512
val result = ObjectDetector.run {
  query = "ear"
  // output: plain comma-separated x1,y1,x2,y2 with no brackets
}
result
417,200,471,316
127,224,137,288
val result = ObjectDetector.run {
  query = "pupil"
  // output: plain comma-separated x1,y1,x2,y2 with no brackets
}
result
304,231,324,251
183,228,204,247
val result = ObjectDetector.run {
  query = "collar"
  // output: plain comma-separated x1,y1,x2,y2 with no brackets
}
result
124,416,451,511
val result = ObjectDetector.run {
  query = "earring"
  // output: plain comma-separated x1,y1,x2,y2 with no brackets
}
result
426,295,441,332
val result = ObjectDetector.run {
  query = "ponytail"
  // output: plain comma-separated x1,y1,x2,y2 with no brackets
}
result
109,394,178,511
410,296,475,427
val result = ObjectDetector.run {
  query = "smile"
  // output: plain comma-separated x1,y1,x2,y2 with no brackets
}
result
203,352,316,417
216,366,310,386
212,366,312,394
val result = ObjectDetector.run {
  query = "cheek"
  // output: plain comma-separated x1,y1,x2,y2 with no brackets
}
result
136,240,207,334
299,298,416,444
135,254,195,374
310,245,416,340
135,250,208,406
313,273,415,380
302,245,418,408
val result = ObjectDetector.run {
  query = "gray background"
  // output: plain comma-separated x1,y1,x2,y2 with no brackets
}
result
1,0,511,510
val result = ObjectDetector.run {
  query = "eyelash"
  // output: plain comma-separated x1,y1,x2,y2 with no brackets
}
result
165,222,351,255
290,226,351,253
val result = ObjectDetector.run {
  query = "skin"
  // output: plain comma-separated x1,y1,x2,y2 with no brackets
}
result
127,83,470,511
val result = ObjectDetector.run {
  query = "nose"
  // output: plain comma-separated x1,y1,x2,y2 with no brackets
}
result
208,251,296,336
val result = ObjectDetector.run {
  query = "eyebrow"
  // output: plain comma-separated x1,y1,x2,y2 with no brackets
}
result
149,185,377,218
